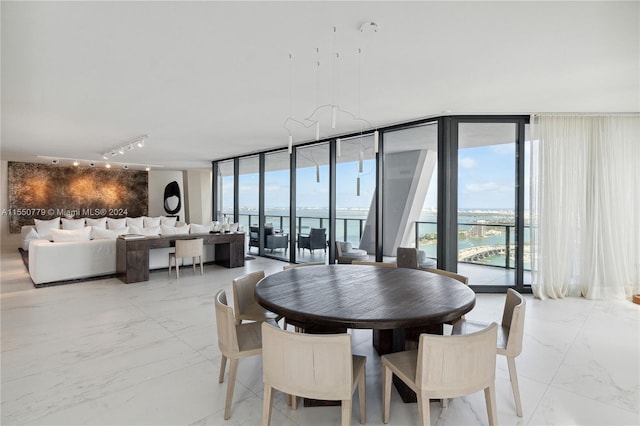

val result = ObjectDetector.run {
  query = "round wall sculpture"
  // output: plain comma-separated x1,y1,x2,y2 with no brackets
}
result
163,181,181,215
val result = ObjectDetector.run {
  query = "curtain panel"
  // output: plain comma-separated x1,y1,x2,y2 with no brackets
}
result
530,114,640,300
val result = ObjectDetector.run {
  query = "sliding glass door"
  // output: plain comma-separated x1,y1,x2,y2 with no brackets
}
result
457,122,517,286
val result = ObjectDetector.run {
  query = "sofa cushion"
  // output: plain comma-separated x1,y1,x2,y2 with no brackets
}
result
161,224,190,235
85,217,107,229
50,227,92,242
338,241,353,253
190,223,211,234
126,216,145,229
144,216,161,227
34,217,60,239
61,218,86,230
92,226,129,239
23,227,41,250
160,216,178,227
106,217,126,230
129,225,161,236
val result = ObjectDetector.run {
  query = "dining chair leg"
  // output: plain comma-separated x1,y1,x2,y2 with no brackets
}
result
417,394,430,426
224,358,238,420
507,356,523,416
200,256,203,275
382,365,392,423
262,384,273,426
218,355,227,383
168,254,172,277
484,384,498,426
358,369,366,425
192,257,196,273
341,399,352,426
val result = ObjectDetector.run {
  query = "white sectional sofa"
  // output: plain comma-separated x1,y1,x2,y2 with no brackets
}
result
22,216,223,286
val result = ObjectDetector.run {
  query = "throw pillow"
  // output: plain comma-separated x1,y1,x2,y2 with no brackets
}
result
24,228,41,250
92,226,129,239
61,218,86,230
161,224,190,235
190,223,211,234
106,217,126,230
144,216,161,227
160,216,178,227
126,216,145,229
50,227,91,242
85,217,107,229
34,217,60,239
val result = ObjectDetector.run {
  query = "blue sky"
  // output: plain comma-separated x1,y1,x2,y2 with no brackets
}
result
225,144,518,211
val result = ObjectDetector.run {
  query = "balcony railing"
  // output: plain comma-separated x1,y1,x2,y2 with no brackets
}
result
231,213,530,271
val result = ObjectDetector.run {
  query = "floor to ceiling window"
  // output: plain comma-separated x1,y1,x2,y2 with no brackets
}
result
264,150,290,261
215,159,235,221
336,134,376,253
457,122,517,286
295,143,329,263
383,122,438,260
212,114,531,291
238,155,259,253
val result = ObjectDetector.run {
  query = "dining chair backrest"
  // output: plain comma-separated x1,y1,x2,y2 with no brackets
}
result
417,322,498,397
351,261,397,268
261,322,354,400
425,267,469,285
214,290,239,355
502,288,526,356
232,270,266,321
396,247,419,269
175,238,203,258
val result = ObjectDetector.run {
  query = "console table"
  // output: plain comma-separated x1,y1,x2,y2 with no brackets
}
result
116,232,245,283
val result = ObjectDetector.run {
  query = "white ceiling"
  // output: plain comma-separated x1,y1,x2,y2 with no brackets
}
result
2,1,638,171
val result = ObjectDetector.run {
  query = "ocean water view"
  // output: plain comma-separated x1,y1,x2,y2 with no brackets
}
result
228,207,531,269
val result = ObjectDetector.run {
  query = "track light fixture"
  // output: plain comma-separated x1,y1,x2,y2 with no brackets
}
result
102,134,149,160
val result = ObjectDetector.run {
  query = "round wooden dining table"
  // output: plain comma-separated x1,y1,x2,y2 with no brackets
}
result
255,264,476,403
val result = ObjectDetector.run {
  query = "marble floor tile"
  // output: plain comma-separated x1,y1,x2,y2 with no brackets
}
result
2,249,639,425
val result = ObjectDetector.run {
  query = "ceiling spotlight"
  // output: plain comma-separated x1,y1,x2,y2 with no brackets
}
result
73,160,79,167
128,144,134,151
89,162,95,167
118,148,125,155
122,164,128,169
51,159,59,164
105,164,111,169
111,151,117,157
102,154,108,160
145,166,150,171
137,139,145,148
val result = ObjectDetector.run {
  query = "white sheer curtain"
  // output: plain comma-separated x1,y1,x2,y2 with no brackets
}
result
530,114,640,300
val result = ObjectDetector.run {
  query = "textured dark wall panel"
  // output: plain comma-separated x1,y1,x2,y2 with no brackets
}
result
8,162,148,233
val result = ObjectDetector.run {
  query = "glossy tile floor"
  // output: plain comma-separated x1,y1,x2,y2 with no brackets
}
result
1,249,639,425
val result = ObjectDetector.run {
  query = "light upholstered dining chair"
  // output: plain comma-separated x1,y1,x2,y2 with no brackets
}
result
232,270,280,325
214,290,266,420
261,322,366,426
425,268,469,326
381,323,498,426
452,288,526,417
351,261,397,268
168,238,203,278
396,247,436,270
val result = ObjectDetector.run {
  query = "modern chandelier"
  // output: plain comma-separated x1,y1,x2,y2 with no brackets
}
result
283,23,379,156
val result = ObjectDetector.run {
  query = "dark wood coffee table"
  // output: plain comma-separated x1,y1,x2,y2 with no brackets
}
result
255,264,476,403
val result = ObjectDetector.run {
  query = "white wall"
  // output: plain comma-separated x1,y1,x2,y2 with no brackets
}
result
0,161,21,250
184,170,212,225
